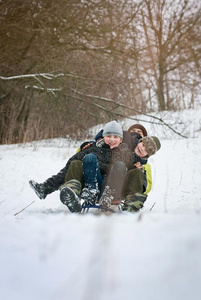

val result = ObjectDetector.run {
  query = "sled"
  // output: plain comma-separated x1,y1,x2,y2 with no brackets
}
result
81,203,115,213
81,199,123,214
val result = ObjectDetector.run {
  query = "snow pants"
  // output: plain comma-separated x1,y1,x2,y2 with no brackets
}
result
122,168,144,196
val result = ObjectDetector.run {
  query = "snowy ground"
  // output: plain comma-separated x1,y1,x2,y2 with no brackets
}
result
1,109,201,300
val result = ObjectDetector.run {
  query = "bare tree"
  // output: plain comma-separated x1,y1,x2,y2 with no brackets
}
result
135,0,201,110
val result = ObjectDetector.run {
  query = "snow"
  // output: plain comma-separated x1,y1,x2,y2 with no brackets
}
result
1,109,201,300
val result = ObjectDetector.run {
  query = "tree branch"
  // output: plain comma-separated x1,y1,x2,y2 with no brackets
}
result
71,89,187,138
0,73,80,81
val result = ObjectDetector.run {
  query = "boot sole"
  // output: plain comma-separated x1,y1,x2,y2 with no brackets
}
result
60,187,82,213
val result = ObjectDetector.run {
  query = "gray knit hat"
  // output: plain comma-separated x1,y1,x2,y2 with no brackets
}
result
140,136,161,157
103,121,123,139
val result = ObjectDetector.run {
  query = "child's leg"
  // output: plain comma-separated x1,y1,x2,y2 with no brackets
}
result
100,161,127,206
64,160,83,184
82,153,103,190
59,160,83,213
29,180,56,199
106,161,127,198
122,169,147,212
81,153,102,205
123,168,144,195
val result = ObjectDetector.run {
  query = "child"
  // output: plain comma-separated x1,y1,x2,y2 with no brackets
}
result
127,123,152,198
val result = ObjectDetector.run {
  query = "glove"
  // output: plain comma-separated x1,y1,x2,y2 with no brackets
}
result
96,138,105,147
80,141,94,151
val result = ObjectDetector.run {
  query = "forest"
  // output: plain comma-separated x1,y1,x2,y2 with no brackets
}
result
0,0,201,144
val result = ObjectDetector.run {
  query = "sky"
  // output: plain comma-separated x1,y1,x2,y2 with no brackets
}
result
0,108,201,300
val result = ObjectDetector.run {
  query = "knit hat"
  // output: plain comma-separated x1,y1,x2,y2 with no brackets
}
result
103,121,123,139
127,124,148,137
140,136,161,157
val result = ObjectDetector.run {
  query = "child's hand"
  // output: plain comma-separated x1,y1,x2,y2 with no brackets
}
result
81,143,93,150
134,162,142,169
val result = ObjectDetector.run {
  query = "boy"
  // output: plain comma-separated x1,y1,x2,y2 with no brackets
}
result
127,123,152,198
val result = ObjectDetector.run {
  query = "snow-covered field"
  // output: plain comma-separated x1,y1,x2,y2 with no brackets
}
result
1,109,201,300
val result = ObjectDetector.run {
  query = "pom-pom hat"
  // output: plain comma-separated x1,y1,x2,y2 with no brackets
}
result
140,136,161,157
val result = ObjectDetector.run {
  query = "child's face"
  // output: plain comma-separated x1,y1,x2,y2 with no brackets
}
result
104,135,122,149
130,128,144,137
134,142,148,158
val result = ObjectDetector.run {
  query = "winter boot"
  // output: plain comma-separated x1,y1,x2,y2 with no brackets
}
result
60,179,82,213
80,187,99,206
29,180,54,200
122,193,147,212
99,185,115,207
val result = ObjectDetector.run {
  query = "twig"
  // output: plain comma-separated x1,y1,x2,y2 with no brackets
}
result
14,200,35,216
150,202,156,211
137,211,143,221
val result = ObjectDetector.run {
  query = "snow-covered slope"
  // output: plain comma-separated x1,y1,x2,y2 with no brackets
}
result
1,110,201,300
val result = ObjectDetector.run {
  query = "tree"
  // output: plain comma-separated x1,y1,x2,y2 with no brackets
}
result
135,0,201,110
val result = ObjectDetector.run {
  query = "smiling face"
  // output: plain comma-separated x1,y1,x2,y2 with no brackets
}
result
134,141,148,158
104,135,122,149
